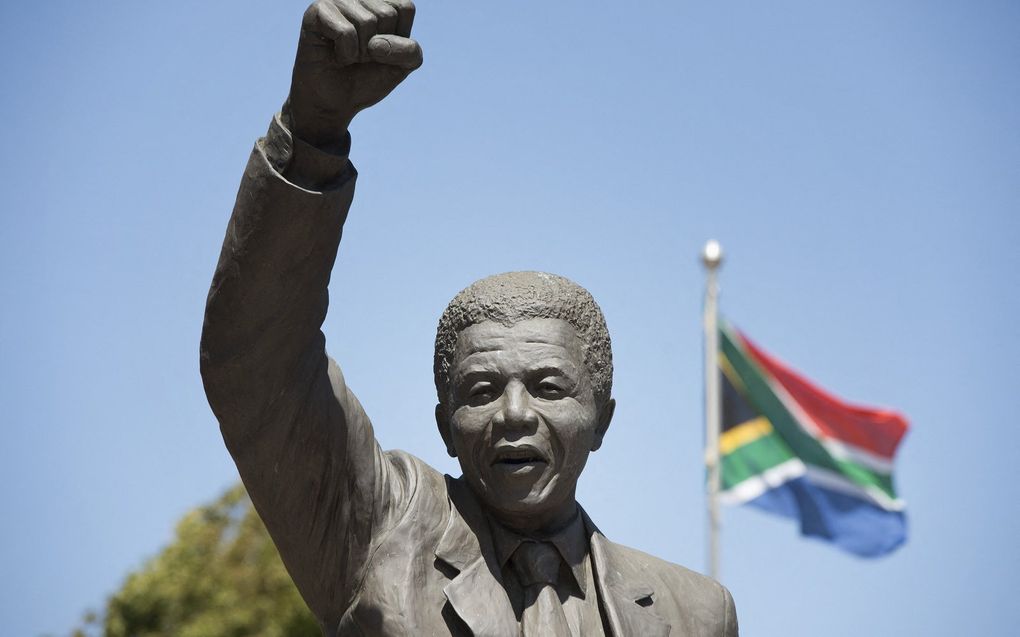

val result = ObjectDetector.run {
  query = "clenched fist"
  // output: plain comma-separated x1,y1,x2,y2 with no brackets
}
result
285,0,421,150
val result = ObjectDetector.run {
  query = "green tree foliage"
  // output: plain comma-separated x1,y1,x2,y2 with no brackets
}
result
72,485,320,637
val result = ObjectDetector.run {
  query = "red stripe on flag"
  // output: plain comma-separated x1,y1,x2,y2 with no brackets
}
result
735,330,909,460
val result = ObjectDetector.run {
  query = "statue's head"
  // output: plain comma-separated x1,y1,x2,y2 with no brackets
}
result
434,272,616,531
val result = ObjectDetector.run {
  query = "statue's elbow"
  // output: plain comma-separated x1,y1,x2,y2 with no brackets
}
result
198,318,236,407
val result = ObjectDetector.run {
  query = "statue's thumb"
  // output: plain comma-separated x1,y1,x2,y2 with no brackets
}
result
367,35,423,70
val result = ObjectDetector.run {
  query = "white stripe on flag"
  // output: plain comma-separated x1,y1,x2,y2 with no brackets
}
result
720,461,906,512
719,459,805,505
803,465,906,512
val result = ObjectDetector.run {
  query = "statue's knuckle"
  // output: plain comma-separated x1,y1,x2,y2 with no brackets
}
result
348,4,373,24
302,2,327,28
388,0,413,17
302,4,318,25
336,20,356,37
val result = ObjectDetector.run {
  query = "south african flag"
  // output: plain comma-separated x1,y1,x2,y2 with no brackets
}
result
719,320,909,557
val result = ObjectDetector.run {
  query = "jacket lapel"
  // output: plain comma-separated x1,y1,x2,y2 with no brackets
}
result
434,484,671,637
435,477,517,637
584,511,672,637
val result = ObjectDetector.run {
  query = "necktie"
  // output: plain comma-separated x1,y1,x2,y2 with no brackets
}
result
511,541,572,637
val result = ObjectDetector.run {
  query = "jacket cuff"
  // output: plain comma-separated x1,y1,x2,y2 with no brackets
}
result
261,111,353,191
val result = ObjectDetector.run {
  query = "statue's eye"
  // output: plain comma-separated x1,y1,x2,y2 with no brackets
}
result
467,383,497,404
535,380,565,399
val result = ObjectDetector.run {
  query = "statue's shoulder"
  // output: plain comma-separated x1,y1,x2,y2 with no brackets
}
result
589,525,736,634
377,449,451,519
598,535,722,593
381,448,448,491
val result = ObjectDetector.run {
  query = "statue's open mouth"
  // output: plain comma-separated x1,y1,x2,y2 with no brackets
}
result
497,456,544,465
491,445,546,467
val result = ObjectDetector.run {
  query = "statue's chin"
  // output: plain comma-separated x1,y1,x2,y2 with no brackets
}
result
469,472,577,533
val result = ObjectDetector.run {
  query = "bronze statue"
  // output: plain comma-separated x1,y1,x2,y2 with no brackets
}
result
201,1,738,635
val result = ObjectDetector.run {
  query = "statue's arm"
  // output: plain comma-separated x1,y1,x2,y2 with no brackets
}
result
200,0,420,628
201,115,373,625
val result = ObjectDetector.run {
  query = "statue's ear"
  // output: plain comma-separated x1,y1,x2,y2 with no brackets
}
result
590,398,616,452
436,403,457,457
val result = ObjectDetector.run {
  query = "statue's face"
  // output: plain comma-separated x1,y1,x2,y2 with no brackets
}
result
437,318,615,531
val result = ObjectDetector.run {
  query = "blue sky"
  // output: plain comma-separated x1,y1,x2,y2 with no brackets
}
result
2,1,1018,635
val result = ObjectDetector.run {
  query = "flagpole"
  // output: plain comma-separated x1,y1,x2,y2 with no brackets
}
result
702,240,723,581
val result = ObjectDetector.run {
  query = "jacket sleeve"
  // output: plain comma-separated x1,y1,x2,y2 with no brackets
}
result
200,114,410,630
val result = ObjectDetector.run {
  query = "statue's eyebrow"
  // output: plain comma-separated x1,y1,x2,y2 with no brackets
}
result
451,365,498,386
526,364,579,378
454,365,495,378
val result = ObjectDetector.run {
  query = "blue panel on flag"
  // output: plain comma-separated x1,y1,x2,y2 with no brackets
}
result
748,477,907,558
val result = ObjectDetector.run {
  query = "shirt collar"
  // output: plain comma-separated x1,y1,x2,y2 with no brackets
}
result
489,508,590,596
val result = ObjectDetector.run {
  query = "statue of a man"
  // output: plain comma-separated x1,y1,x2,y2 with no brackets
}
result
201,2,738,635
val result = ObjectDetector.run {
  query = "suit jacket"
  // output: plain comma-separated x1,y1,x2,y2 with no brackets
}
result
201,116,738,637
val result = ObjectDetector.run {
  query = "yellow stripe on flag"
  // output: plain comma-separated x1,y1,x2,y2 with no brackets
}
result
720,417,774,454
720,352,747,395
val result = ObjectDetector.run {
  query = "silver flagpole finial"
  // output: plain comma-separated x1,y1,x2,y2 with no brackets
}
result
702,239,724,270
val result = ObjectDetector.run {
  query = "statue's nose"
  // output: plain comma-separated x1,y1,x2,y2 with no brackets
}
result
494,380,538,431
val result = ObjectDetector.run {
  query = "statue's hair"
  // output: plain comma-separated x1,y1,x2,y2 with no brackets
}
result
434,271,613,407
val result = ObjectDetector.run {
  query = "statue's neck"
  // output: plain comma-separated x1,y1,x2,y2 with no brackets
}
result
484,500,580,538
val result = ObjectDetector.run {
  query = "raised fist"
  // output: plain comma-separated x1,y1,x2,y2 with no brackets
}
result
286,0,421,149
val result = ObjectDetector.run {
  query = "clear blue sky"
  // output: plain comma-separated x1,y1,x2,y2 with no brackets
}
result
2,1,1017,635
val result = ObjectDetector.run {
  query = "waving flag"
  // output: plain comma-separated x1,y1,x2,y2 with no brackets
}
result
718,320,909,557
